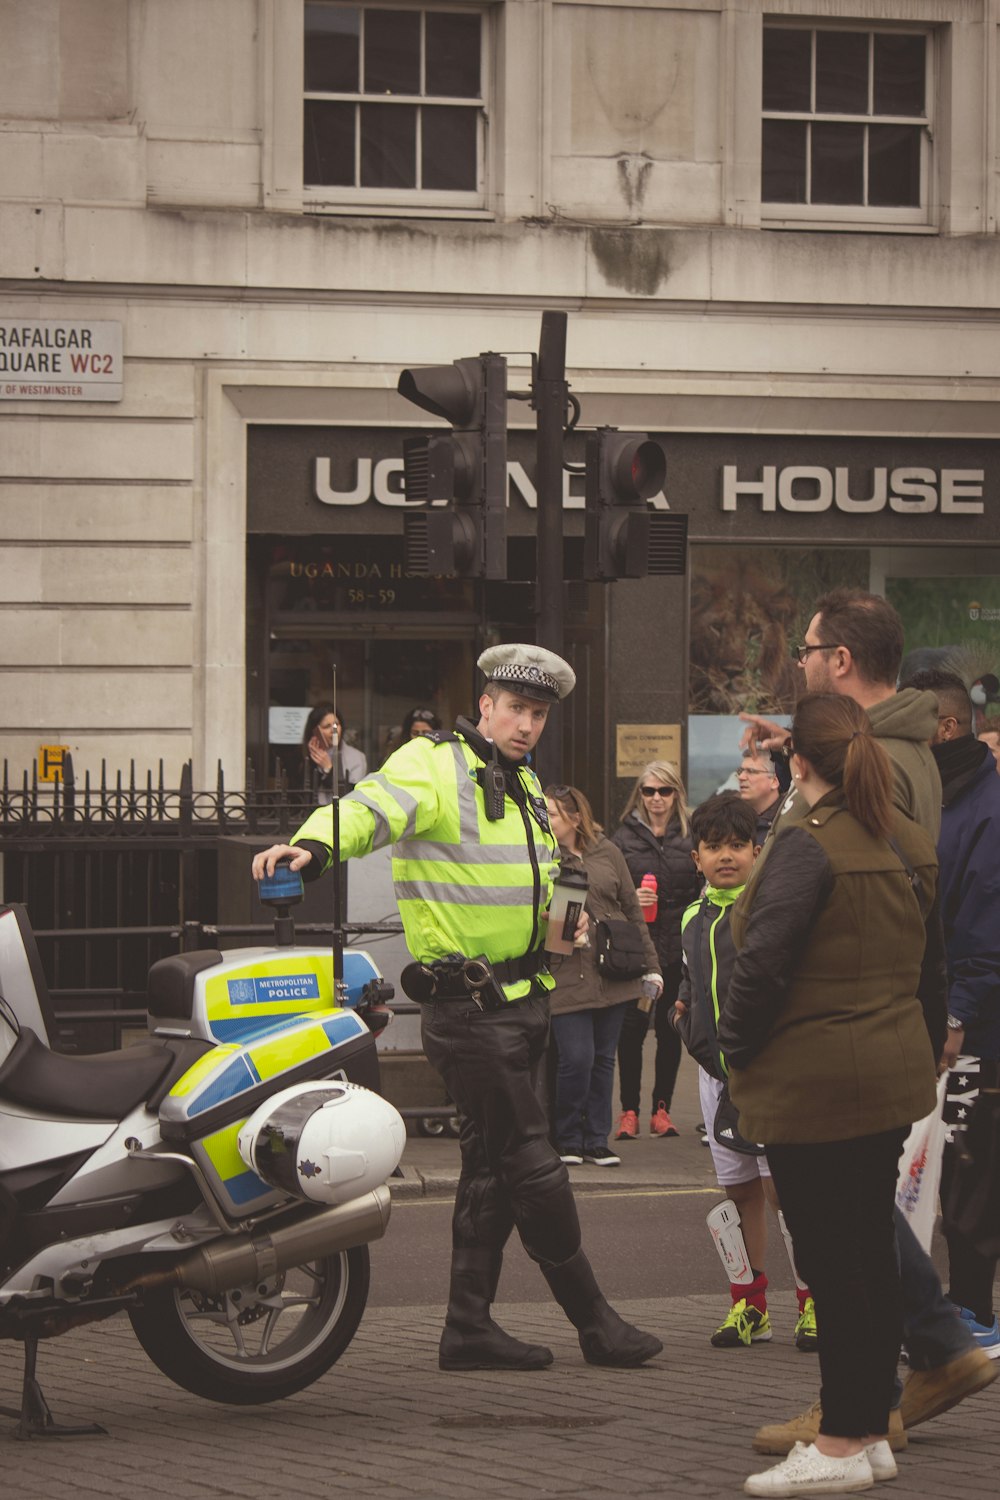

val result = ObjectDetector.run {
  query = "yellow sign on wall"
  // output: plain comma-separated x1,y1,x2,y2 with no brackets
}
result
615,724,682,778
38,745,69,782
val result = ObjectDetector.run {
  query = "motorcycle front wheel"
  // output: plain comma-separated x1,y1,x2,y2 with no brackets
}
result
128,1246,370,1404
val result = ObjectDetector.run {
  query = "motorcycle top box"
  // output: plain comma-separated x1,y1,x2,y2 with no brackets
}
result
146,945,386,1045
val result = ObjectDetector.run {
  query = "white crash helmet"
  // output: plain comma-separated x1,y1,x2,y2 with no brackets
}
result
237,1080,405,1205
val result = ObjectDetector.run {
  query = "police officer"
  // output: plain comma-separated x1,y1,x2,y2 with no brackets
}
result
252,645,662,1372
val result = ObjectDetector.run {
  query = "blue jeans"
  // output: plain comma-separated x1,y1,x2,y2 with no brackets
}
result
897,1206,974,1371
551,1004,628,1153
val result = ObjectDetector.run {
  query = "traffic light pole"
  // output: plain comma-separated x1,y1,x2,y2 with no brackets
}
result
533,310,568,785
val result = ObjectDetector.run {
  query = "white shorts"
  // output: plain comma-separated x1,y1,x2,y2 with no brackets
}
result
698,1067,771,1188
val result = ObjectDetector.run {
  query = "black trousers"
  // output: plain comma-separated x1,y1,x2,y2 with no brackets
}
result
617,960,683,1113
766,1127,907,1439
421,992,582,1267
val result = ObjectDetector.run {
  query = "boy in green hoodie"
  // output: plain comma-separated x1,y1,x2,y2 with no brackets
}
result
672,792,816,1352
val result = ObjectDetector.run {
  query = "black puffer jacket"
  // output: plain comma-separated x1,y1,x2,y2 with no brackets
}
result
611,812,702,970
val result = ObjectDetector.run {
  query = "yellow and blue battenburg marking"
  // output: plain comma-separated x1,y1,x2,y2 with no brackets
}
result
191,950,381,1044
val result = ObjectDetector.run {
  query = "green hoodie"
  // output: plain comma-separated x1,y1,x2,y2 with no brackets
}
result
866,688,942,840
738,687,942,908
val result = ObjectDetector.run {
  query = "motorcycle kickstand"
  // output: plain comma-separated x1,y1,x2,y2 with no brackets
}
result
0,1335,107,1440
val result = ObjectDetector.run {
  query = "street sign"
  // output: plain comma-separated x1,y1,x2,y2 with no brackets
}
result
1,319,123,402
38,745,69,782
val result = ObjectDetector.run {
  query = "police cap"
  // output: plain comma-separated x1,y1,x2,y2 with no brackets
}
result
477,644,576,703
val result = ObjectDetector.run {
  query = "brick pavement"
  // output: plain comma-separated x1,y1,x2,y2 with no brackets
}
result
2,1288,998,1498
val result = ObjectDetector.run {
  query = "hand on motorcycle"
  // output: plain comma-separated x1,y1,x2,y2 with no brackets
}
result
251,844,314,880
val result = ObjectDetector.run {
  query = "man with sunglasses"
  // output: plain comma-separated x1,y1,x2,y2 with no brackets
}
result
740,588,941,839
252,643,662,1377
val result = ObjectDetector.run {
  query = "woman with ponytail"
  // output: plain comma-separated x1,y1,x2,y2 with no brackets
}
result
718,693,946,1497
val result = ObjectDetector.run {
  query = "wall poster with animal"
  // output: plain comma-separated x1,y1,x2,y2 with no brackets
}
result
686,546,868,805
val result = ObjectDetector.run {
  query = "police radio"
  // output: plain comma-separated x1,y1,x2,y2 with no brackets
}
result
482,750,507,822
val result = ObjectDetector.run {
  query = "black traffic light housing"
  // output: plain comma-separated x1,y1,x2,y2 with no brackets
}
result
397,353,508,578
583,428,686,580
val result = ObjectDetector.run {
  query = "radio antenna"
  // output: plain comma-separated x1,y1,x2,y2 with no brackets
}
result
329,663,345,1002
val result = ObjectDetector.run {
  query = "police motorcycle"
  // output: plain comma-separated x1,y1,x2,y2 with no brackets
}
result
0,859,404,1438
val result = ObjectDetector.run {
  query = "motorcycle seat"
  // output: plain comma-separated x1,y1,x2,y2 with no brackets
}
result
0,1027,177,1120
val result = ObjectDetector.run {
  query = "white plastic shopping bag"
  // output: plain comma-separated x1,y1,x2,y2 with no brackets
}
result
895,1073,948,1254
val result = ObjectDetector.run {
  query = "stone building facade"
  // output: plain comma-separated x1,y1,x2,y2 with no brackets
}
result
2,0,998,817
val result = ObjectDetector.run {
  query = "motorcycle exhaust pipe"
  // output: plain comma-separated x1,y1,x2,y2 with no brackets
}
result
134,1185,391,1296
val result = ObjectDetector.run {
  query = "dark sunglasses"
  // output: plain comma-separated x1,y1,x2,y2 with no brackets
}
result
640,785,674,798
547,784,579,808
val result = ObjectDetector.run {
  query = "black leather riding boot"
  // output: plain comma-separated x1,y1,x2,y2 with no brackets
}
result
541,1247,663,1367
439,1247,554,1372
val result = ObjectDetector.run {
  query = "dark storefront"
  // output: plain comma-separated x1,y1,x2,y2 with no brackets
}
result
245,424,609,804
246,425,1000,823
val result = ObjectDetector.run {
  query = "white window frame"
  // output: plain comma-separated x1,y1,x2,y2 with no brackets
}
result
265,0,492,218
760,20,936,234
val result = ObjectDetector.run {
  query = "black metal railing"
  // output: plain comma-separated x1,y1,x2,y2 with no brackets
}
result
0,753,319,836
1,755,405,1053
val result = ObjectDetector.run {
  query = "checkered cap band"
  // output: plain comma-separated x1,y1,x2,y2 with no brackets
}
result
491,663,559,698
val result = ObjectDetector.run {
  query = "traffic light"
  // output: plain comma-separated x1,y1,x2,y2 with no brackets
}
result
397,353,508,578
583,428,686,580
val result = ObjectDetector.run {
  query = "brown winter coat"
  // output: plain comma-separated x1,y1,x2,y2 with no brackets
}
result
718,792,943,1145
547,836,659,1017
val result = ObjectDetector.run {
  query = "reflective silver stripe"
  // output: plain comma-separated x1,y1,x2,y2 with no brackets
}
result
451,742,481,844
400,839,528,865
353,774,420,842
346,791,395,850
394,881,535,905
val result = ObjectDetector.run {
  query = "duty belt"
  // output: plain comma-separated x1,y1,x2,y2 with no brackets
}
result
400,950,548,1010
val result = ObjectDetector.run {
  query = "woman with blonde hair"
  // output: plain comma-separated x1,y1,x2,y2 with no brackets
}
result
720,693,945,1496
545,784,661,1167
611,761,702,1140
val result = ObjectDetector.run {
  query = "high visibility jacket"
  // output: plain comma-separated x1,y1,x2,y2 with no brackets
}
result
293,731,559,1000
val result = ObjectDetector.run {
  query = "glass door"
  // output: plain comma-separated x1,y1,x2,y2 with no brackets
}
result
264,627,478,788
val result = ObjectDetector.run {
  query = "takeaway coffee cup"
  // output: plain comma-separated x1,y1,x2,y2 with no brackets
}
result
544,864,589,956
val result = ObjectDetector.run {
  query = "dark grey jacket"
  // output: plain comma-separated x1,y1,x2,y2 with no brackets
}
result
611,813,702,969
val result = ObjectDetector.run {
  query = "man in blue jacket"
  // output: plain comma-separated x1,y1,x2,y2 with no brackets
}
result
904,667,1000,1357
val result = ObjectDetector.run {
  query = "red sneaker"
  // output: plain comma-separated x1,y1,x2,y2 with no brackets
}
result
615,1110,639,1140
650,1102,679,1137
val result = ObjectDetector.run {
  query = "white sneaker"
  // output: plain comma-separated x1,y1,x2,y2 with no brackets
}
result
744,1442,874,1496
863,1441,896,1481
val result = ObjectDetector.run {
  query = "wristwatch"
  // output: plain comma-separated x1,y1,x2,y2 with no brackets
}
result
946,1015,965,1031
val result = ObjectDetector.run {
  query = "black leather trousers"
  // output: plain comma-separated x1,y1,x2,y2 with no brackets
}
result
421,991,582,1268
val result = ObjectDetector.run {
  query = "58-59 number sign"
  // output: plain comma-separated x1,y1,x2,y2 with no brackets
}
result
347,588,397,608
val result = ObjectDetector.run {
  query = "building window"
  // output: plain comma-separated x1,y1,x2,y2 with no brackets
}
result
762,26,930,226
303,3,485,203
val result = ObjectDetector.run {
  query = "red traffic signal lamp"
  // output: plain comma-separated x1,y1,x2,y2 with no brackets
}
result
397,354,507,578
583,428,685,580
